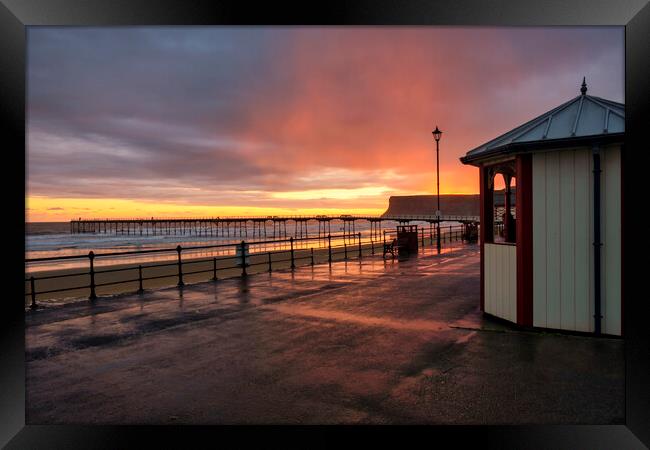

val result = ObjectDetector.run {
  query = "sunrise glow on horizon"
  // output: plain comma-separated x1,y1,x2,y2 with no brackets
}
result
26,27,624,222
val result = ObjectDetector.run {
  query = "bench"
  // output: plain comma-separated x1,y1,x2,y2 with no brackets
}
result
383,238,402,259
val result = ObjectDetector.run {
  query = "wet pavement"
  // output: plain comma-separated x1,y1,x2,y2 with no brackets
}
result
25,244,624,424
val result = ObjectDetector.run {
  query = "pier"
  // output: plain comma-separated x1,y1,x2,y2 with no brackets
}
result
70,214,480,238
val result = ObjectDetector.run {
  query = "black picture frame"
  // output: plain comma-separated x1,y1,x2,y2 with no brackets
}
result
3,0,649,447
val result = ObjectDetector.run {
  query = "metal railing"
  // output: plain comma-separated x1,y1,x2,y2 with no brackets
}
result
25,225,472,308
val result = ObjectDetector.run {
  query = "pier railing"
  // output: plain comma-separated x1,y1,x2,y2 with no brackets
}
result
69,214,480,236
25,225,472,308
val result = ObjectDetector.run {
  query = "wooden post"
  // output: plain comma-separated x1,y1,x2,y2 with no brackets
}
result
358,232,362,259
268,252,272,273
290,237,295,270
212,257,218,281
311,247,314,265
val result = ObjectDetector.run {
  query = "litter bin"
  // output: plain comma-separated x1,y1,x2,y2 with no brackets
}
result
396,225,418,256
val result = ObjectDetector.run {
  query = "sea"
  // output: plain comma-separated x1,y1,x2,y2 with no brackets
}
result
25,220,453,273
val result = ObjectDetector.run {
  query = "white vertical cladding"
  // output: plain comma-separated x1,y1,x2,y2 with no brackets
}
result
484,243,517,323
574,149,591,331
559,150,576,330
545,151,561,328
531,146,621,335
532,154,547,327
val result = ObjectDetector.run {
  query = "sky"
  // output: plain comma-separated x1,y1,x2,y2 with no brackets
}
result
26,26,624,221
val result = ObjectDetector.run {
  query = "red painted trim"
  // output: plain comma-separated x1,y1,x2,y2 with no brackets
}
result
516,154,534,327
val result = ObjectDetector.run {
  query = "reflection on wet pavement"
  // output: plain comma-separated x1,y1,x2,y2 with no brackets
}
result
25,244,623,425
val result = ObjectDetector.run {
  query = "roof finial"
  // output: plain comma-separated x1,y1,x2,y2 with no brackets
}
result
580,76,587,96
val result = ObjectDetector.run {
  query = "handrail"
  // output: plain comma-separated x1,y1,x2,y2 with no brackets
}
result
25,224,474,308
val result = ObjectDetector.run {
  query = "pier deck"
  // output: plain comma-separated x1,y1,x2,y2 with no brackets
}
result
69,214,480,236
25,245,623,424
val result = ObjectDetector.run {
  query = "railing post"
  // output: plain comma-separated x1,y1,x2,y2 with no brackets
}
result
371,235,374,255
328,234,332,265
212,257,218,281
311,247,314,265
290,237,295,270
344,242,348,260
176,245,184,286
358,232,362,259
268,252,272,273
137,265,144,293
88,251,97,301
241,240,248,276
30,276,37,309
421,227,424,248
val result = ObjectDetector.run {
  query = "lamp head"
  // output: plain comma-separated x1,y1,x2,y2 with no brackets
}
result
432,126,442,142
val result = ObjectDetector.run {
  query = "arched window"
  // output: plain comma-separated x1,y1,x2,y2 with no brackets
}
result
485,162,517,244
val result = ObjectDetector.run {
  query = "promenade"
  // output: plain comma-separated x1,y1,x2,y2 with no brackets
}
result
25,244,623,424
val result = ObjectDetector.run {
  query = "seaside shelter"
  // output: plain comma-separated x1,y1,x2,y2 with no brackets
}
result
460,80,624,336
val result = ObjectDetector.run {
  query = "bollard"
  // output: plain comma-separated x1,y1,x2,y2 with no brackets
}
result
30,276,37,309
88,251,97,301
311,247,314,265
268,252,272,273
137,265,144,293
328,234,332,265
358,232,362,259
212,257,218,281
290,237,295,270
176,245,184,286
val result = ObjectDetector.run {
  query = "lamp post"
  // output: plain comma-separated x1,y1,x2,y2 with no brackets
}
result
432,126,443,254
